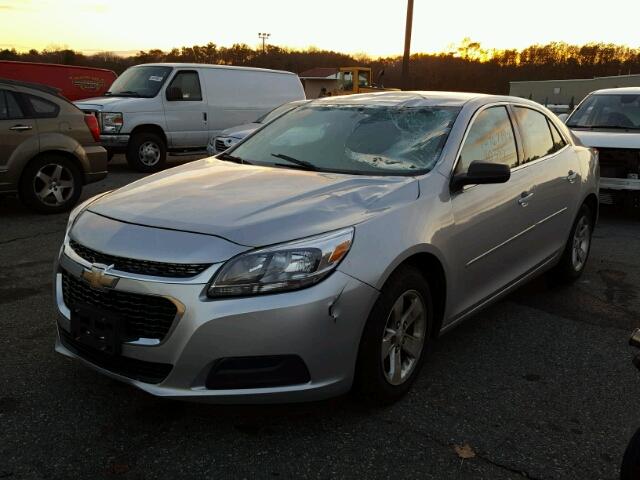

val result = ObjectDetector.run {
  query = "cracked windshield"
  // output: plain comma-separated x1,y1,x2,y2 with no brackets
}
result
231,104,461,174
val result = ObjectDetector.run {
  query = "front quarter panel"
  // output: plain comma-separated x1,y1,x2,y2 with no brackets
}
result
338,172,453,292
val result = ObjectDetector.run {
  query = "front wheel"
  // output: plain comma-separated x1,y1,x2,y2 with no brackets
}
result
354,265,433,405
126,132,167,172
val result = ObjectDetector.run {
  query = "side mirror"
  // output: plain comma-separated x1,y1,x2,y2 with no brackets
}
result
557,113,569,123
451,161,511,191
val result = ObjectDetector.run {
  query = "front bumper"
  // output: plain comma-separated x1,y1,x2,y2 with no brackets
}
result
54,246,379,403
600,176,640,191
99,134,130,149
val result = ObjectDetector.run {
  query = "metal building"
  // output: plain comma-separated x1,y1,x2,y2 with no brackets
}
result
509,74,640,108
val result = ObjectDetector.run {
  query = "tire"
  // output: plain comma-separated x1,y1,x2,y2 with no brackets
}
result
126,132,166,172
354,265,434,405
621,427,640,480
551,203,594,283
19,154,82,214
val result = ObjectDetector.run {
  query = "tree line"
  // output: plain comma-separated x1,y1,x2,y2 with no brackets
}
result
1,39,639,94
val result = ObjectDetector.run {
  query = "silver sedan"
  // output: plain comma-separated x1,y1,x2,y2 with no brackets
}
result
54,92,599,404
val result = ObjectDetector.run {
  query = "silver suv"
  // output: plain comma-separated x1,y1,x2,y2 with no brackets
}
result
0,79,107,213
54,92,598,404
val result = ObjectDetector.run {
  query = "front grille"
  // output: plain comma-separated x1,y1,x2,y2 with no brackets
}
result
597,148,640,179
69,239,211,278
61,270,178,341
59,328,172,384
214,138,227,153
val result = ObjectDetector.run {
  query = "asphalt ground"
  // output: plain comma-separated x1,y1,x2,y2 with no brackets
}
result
1,155,639,479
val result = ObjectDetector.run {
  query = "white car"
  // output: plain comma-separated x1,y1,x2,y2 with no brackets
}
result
75,63,305,172
207,100,310,156
564,87,640,206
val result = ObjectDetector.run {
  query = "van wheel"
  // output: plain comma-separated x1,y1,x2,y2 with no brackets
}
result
126,132,166,172
19,154,82,214
551,203,594,283
354,265,433,405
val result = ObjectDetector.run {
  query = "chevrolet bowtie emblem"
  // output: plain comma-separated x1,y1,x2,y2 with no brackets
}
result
81,263,119,290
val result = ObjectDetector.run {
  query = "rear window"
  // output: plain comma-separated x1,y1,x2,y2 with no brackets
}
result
0,90,24,120
26,94,59,118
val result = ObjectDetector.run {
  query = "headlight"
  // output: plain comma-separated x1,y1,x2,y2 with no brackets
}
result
214,136,240,152
207,227,354,297
65,191,112,234
101,112,123,134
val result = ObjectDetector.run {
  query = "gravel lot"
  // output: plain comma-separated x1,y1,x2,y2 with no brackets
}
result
1,155,639,479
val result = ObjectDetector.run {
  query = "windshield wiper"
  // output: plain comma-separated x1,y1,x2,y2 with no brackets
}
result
270,153,317,171
217,152,251,164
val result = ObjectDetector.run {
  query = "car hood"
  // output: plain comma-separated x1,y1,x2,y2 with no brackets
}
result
571,129,640,149
74,96,161,113
219,123,261,139
88,158,420,247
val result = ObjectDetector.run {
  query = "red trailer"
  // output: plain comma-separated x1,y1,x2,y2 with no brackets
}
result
0,60,117,101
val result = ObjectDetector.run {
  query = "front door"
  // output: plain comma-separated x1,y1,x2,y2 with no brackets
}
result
162,70,208,148
448,105,538,319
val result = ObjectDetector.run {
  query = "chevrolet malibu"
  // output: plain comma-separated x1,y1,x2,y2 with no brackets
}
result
54,92,599,404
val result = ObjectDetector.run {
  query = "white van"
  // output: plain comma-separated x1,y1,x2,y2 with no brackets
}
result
75,63,306,171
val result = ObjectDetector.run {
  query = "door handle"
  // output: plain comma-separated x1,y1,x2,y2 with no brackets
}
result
203,112,207,121
566,170,578,184
518,191,534,207
9,124,33,131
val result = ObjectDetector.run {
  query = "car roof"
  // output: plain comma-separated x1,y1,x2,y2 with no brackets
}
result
0,78,62,97
309,91,543,108
589,86,640,95
135,63,298,76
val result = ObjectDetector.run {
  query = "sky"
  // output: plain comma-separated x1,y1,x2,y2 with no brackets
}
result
1,0,639,57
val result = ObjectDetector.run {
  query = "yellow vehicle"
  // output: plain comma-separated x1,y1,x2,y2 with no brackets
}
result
332,67,399,96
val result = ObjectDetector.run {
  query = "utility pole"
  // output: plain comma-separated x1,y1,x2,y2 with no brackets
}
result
401,0,414,90
258,32,271,54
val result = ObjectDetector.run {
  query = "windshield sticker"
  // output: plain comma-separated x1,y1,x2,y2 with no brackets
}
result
149,76,163,82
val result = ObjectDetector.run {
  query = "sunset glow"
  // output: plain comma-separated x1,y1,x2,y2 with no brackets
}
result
1,0,639,56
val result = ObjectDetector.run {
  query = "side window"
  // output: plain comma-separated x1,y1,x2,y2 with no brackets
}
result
26,94,59,118
547,119,567,151
0,90,25,120
166,71,202,101
358,71,369,88
456,106,518,174
513,107,556,163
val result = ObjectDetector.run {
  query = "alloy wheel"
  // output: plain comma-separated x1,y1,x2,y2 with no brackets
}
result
381,290,427,386
571,215,591,271
33,163,75,207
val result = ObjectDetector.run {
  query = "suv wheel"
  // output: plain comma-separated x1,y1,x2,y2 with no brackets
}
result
19,155,82,214
355,265,433,405
126,132,167,172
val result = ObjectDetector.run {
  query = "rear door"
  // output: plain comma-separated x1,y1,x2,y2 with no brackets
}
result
449,105,539,317
510,106,581,264
162,69,208,148
0,88,38,172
